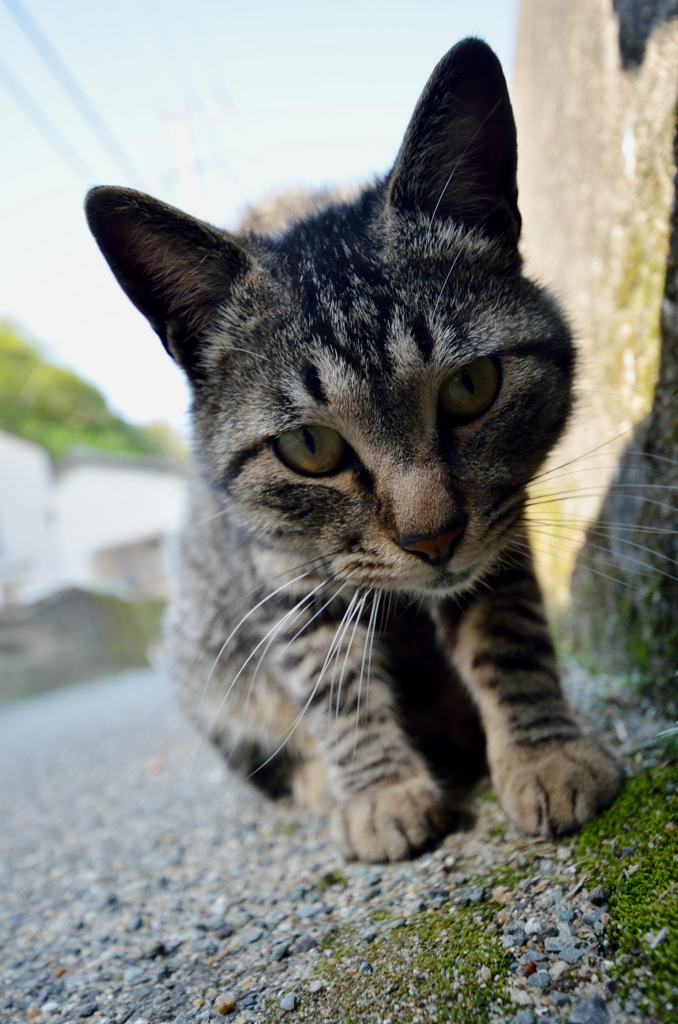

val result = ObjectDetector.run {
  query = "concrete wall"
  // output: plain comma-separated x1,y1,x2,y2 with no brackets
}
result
513,0,678,604
513,0,678,705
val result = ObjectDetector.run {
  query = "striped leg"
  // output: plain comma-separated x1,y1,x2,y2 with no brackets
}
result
448,551,623,836
275,611,447,862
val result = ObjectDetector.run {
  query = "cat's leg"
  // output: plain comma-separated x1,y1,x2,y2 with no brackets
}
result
440,551,624,836
274,613,448,861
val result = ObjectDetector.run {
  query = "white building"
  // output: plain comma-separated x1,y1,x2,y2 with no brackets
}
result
0,431,59,603
0,432,187,605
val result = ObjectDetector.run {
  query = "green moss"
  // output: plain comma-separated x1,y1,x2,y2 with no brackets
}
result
260,864,532,1024
318,870,348,891
575,764,678,1019
275,821,301,835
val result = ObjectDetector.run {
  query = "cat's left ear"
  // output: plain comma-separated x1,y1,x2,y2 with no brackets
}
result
387,38,521,246
85,186,255,380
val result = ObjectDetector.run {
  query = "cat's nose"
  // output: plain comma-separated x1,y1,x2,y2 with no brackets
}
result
398,521,465,566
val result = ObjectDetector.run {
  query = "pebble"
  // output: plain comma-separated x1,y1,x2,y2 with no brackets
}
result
270,940,291,961
192,935,219,953
145,939,167,957
214,993,236,1015
589,886,607,906
122,966,144,984
296,904,322,919
526,970,551,988
559,947,584,964
567,993,610,1024
1,664,659,1024
549,960,570,981
505,921,527,934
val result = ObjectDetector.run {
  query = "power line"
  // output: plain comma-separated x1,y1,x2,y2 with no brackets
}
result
0,54,95,184
2,0,148,188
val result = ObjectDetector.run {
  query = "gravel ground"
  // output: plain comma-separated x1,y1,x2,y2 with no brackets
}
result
0,667,674,1024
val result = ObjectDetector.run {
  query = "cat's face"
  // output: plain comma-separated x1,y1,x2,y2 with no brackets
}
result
85,38,574,596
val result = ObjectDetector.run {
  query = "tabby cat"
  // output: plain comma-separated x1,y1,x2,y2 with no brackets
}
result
85,38,624,862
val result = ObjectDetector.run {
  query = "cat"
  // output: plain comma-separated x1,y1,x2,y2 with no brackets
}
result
85,37,624,862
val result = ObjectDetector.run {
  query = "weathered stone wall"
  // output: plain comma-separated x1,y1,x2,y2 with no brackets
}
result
0,589,164,703
513,0,678,706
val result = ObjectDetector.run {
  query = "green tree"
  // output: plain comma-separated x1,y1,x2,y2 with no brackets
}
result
0,322,184,462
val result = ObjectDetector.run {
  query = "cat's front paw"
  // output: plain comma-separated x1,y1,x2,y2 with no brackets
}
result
291,757,333,815
493,736,624,836
331,776,447,862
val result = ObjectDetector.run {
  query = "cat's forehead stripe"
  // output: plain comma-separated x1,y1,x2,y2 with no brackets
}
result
300,362,328,405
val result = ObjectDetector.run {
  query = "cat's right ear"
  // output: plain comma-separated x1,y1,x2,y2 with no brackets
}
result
387,38,521,247
85,186,254,380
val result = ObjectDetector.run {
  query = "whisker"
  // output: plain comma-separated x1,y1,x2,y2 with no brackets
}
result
512,536,634,593
530,389,678,482
527,515,678,535
354,590,380,757
248,587,367,780
191,577,328,787
526,491,678,518
194,567,315,742
527,520,678,573
334,589,370,753
527,526,678,584
229,583,332,754
530,481,678,498
427,98,502,230
433,249,463,315
364,590,382,729
226,346,269,360
513,535,637,591
327,588,363,739
528,450,678,493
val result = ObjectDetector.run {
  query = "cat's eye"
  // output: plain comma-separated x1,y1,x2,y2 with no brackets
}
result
274,425,348,476
438,357,499,422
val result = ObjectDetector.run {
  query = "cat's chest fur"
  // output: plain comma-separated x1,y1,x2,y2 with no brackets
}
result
86,37,624,861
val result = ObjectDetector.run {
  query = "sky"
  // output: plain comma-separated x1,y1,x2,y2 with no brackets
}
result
0,0,519,437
